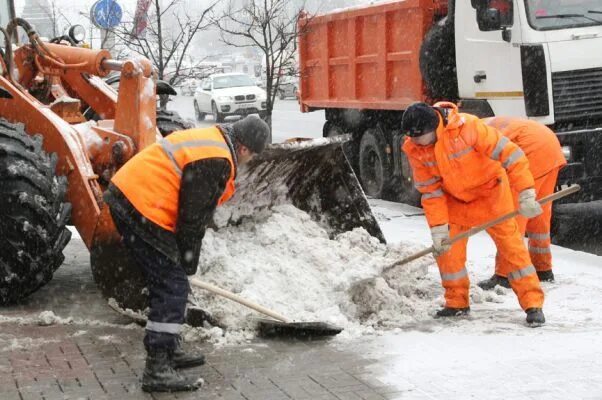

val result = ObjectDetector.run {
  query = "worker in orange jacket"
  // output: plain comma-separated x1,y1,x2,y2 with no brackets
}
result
105,116,270,392
478,117,566,290
401,102,546,325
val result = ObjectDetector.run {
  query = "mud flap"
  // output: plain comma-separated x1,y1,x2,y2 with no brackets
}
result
228,135,386,243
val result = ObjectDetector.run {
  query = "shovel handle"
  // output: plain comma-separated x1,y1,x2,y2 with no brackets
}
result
385,184,580,271
189,278,292,323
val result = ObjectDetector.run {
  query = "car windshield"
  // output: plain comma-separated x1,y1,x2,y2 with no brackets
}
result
525,0,602,30
212,75,256,89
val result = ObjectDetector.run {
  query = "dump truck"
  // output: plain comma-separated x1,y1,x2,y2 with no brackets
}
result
298,0,602,249
0,6,383,313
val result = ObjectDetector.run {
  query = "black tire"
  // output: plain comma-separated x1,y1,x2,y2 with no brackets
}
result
193,101,206,122
156,109,193,137
212,102,225,123
0,119,72,304
279,90,286,100
258,111,268,120
419,17,459,101
323,120,344,138
388,151,422,206
359,129,391,198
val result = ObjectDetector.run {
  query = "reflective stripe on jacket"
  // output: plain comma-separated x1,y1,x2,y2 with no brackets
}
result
111,126,236,232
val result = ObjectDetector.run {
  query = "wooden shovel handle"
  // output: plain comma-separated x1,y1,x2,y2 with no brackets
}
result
384,185,580,271
189,277,292,323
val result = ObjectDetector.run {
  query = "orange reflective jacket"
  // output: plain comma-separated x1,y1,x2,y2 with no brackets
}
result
402,102,534,227
483,117,566,180
111,126,236,232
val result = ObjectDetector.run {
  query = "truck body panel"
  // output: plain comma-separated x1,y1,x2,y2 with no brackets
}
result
299,0,441,112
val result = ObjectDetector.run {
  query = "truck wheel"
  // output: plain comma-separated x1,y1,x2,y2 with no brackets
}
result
194,101,206,122
323,120,344,138
156,109,193,137
393,152,422,206
212,102,225,123
0,119,72,304
359,129,390,198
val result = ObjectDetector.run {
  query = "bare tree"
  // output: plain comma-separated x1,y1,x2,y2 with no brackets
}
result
108,0,218,108
214,0,310,133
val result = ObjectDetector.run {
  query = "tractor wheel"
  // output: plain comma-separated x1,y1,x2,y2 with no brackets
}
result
156,109,193,137
0,118,72,305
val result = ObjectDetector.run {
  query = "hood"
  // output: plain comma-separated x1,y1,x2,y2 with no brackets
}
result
433,101,464,134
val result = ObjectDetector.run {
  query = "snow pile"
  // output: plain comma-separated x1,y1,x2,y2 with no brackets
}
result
187,204,453,344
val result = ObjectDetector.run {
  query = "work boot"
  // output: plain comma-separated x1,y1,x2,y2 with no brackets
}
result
477,274,510,290
526,308,546,326
142,348,200,393
537,270,555,282
173,337,205,369
434,307,470,318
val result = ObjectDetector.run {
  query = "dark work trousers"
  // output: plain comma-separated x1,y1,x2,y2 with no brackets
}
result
112,214,189,352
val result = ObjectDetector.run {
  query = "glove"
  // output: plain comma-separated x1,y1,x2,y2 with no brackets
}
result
431,224,451,257
518,188,543,218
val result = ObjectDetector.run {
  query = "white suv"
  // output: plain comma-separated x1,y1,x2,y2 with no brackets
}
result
193,73,267,122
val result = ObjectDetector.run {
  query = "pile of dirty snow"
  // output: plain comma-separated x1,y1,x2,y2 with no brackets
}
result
186,204,473,345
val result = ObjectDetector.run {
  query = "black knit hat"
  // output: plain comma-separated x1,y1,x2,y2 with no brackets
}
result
401,102,440,137
231,115,270,154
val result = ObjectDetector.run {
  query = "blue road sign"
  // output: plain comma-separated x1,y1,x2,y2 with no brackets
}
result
91,0,123,30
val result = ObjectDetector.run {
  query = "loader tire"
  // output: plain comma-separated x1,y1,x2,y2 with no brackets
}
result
156,109,193,137
0,119,72,305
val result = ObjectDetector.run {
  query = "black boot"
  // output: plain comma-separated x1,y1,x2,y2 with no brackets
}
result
477,274,510,290
142,348,200,392
526,308,545,326
434,307,470,318
537,270,555,282
173,337,205,369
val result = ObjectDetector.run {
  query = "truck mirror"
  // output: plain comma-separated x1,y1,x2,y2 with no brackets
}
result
477,8,502,31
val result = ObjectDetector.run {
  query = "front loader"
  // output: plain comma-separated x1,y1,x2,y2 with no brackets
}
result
0,16,383,314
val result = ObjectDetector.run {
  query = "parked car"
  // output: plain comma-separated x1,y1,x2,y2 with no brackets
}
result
277,76,299,100
193,73,268,122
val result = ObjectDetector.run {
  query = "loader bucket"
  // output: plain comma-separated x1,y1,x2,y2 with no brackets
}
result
229,135,386,243
90,135,384,315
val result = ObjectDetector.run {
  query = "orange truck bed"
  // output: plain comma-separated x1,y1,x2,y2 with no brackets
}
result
298,0,446,112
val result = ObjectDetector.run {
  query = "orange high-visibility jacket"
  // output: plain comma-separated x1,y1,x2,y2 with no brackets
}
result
484,117,566,180
402,102,535,227
111,126,236,232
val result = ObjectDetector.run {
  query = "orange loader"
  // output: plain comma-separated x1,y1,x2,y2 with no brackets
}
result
0,14,383,318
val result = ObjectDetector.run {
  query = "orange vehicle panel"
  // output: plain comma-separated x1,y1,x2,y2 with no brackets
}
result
299,0,443,112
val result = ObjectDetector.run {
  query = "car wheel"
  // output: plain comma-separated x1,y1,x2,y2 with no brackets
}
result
279,90,286,100
194,101,206,122
212,102,225,123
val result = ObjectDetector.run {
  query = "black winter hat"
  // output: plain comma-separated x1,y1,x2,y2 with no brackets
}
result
231,115,270,154
401,102,440,137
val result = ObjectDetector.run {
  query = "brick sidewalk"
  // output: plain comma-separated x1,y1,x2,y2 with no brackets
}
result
0,238,401,400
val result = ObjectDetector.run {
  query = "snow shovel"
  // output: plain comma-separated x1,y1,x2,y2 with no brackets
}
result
189,278,343,338
382,184,581,273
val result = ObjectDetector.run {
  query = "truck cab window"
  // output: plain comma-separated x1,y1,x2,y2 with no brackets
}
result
488,0,514,26
525,0,602,30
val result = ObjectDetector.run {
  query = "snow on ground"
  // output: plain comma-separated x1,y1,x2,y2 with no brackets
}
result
183,197,602,346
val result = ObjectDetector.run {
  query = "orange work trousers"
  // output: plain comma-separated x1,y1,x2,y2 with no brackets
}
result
436,175,544,310
496,167,560,275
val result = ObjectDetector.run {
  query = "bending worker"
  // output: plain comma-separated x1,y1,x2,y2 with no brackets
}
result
105,115,270,393
401,102,546,326
478,117,566,290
